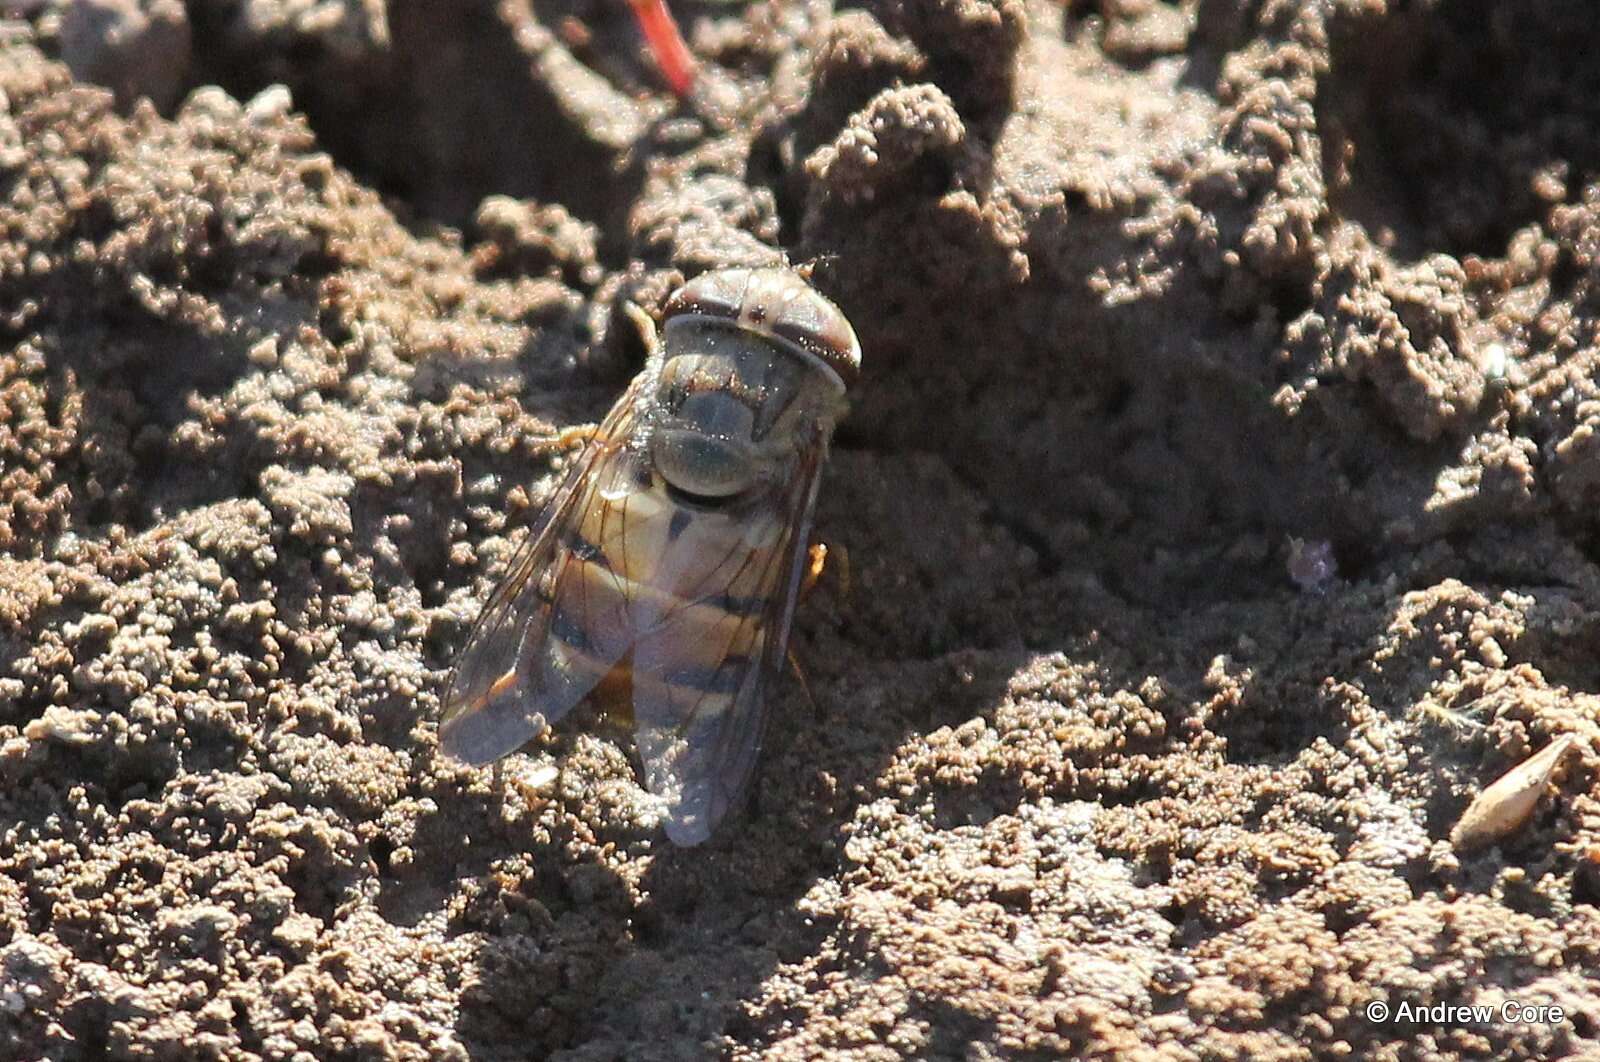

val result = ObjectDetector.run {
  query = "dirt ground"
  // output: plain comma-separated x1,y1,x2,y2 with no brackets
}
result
3,0,1600,1057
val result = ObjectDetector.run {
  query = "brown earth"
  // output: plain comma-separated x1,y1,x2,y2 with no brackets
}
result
3,0,1600,1058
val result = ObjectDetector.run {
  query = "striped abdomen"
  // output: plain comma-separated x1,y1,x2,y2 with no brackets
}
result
540,473,785,720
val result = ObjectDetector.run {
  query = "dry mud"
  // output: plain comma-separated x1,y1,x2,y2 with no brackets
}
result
3,0,1600,1058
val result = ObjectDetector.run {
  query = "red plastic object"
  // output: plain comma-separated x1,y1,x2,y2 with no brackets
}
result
627,0,697,98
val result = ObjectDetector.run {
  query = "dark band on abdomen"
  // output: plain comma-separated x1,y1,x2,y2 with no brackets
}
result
548,598,595,656
701,589,768,617
563,527,607,567
661,658,750,695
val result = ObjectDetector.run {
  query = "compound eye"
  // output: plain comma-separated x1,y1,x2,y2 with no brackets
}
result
661,269,752,325
767,288,861,388
662,268,862,389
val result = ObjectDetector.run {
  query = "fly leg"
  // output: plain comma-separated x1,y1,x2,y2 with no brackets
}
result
622,299,659,351
787,649,818,717
547,423,600,452
543,302,657,455
789,539,847,720
801,541,851,603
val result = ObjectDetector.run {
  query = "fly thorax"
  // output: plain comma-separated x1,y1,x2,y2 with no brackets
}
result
650,323,835,503
650,382,762,501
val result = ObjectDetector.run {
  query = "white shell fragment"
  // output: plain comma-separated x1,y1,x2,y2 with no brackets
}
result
1450,734,1577,852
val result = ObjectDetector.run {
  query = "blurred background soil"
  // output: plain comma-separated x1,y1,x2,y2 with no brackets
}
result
3,0,1600,1057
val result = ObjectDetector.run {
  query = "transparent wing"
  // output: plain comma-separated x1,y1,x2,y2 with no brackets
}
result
439,379,648,764
630,442,827,845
